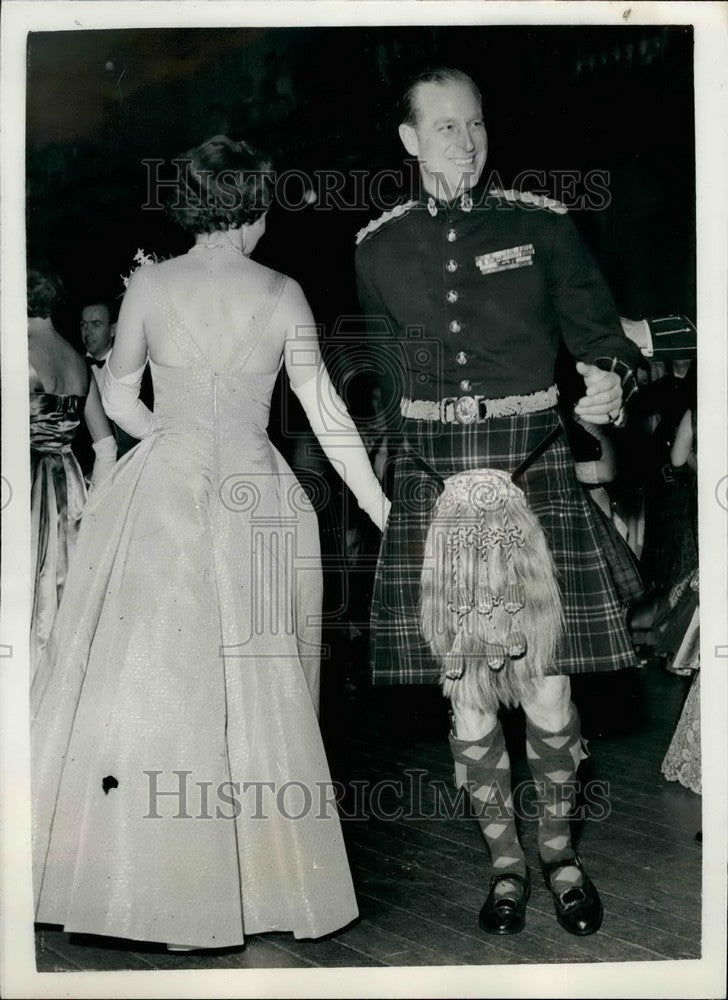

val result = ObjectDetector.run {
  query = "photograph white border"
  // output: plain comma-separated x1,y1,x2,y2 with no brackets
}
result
2,3,726,997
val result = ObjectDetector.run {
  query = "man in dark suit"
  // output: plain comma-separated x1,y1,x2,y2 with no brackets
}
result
81,297,153,457
355,67,645,938
81,300,116,369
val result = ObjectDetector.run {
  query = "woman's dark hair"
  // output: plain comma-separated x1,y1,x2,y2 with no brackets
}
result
399,67,481,128
166,135,274,234
27,265,63,319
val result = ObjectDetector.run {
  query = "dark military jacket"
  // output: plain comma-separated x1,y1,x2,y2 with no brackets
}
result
355,187,640,414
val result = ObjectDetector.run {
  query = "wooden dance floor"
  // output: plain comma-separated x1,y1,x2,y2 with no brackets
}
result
35,657,701,971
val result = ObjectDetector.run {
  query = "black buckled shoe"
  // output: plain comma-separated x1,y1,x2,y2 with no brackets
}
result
478,871,530,935
539,854,603,936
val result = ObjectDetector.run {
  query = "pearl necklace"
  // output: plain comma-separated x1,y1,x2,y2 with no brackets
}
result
189,240,245,256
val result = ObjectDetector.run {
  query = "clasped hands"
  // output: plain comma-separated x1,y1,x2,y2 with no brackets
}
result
574,362,624,426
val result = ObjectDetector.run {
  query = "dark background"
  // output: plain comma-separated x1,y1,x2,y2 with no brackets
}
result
24,23,698,746
27,24,696,347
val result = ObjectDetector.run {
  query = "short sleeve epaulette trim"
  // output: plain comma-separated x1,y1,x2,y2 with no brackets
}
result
355,199,418,246
489,188,568,215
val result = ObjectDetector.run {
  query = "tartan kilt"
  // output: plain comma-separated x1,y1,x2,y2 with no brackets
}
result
371,406,643,686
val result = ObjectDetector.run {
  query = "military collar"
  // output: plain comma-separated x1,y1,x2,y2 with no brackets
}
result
422,192,473,217
417,178,489,217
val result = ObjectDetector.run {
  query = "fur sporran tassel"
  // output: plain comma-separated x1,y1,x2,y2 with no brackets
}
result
445,621,465,680
419,468,563,712
476,542,494,614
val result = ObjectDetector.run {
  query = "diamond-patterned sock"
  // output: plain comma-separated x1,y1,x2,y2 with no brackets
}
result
449,722,526,897
526,703,586,894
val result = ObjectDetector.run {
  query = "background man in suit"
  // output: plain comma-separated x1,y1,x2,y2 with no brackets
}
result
81,297,152,457
81,301,116,368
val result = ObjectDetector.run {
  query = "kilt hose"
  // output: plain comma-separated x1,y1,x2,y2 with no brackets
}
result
370,406,643,688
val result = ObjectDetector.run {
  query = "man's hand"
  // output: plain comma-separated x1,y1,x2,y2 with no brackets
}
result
574,361,623,425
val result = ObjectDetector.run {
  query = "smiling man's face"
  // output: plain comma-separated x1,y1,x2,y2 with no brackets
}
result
399,79,487,200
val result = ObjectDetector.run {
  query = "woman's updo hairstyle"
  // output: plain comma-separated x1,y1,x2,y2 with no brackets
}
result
27,265,63,319
166,135,274,234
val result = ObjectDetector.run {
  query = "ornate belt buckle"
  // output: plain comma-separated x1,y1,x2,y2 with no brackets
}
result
454,395,478,425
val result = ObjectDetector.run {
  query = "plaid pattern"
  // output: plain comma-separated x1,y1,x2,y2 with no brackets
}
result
586,497,644,606
593,355,638,406
371,407,643,686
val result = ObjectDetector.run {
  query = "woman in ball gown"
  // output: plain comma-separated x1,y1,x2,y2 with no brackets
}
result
31,137,389,950
28,266,116,679
659,406,700,796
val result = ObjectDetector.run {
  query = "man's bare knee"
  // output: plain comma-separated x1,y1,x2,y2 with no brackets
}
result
451,701,498,741
521,676,572,730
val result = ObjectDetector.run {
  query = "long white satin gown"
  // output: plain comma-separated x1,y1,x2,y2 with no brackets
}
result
31,262,359,947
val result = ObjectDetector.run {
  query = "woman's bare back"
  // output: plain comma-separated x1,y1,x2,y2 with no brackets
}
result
28,327,89,396
143,251,290,374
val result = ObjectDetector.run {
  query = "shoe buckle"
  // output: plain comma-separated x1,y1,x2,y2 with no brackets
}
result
557,885,588,909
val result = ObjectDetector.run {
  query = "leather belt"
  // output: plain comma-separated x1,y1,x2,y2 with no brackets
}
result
401,385,559,425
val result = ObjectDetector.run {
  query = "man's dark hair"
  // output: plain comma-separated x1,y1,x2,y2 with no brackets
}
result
81,299,119,324
399,67,482,128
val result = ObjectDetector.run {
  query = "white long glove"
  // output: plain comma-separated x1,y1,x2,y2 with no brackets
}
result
292,368,391,532
101,362,155,440
89,434,117,490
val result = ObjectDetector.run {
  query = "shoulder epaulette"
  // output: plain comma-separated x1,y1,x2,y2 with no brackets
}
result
489,188,568,215
355,199,418,246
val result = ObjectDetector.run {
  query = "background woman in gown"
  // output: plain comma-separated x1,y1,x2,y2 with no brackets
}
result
28,265,116,678
659,406,700,798
31,137,389,951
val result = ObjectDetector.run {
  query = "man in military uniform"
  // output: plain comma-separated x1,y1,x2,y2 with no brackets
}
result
355,67,644,937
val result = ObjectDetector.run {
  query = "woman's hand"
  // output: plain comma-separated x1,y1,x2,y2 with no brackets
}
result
574,362,623,425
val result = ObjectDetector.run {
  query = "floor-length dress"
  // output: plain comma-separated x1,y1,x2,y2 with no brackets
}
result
660,571,701,794
31,263,359,947
661,664,701,794
29,366,87,679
